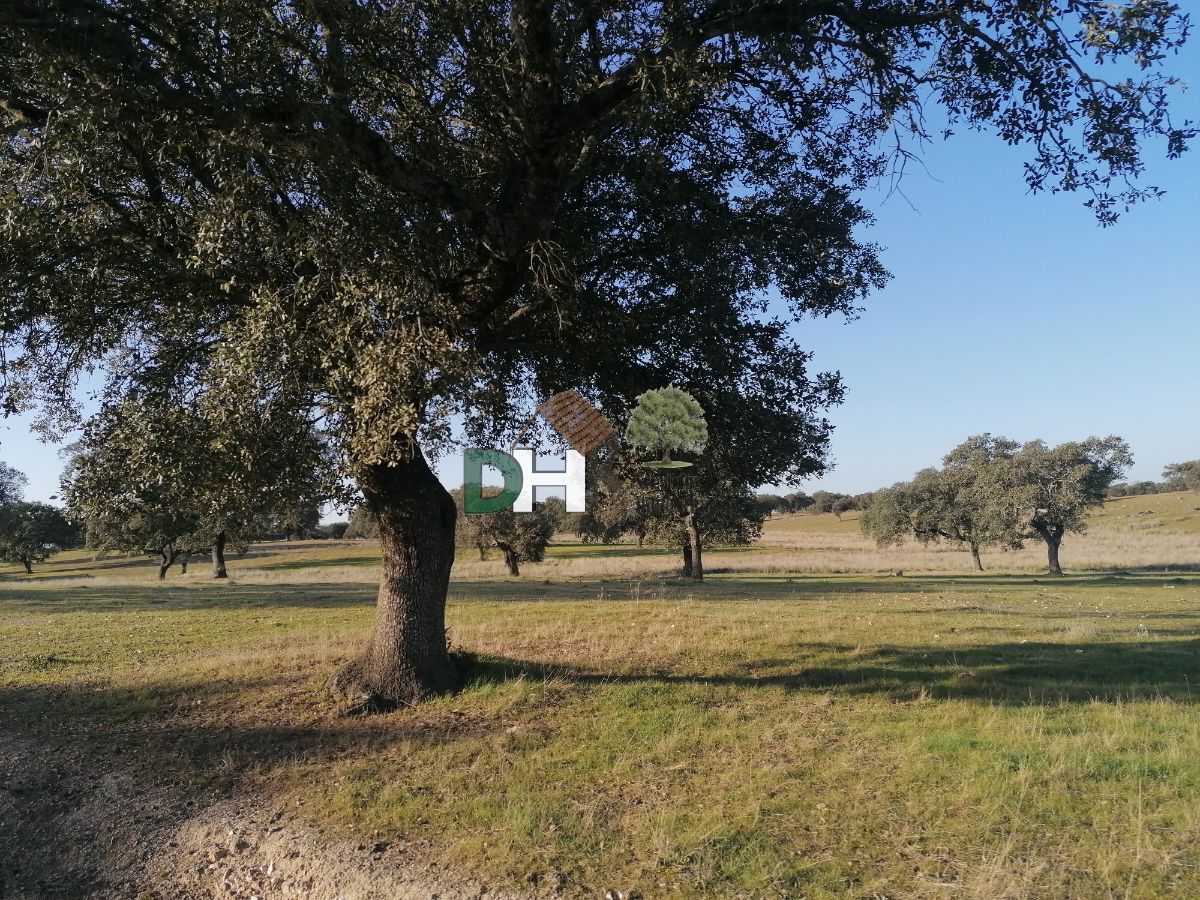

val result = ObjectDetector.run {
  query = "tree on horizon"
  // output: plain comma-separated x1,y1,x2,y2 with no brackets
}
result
1,1,1191,706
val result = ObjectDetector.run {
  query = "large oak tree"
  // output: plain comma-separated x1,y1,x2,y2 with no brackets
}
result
0,0,1191,705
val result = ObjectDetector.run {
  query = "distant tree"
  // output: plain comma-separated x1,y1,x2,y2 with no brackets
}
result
1010,437,1133,575
831,497,856,520
273,503,323,541
66,466,202,579
756,494,787,518
783,492,814,514
0,464,27,506
343,506,380,541
593,455,766,578
582,475,656,547
625,387,709,467
0,502,77,573
1163,461,1200,492
536,496,567,533
674,487,764,576
862,436,1023,571
62,400,330,578
1108,481,1161,497
810,491,853,515
318,522,350,540
452,488,556,576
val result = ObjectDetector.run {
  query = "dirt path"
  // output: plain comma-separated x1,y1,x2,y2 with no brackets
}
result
0,699,524,900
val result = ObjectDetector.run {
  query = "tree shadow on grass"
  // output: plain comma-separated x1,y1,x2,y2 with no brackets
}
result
0,581,378,614
0,672,498,897
3,630,1198,894
461,637,1200,706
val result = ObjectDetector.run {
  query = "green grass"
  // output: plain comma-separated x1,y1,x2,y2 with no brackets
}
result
4,555,1200,897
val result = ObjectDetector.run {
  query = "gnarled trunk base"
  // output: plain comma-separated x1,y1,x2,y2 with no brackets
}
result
329,451,459,710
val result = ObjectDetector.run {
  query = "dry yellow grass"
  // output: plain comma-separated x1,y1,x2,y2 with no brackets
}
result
2,492,1194,590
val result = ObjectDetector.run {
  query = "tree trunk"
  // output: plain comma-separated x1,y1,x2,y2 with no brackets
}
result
156,549,176,585
1034,523,1065,575
1045,534,1064,576
22,557,32,575
212,530,228,578
684,513,703,581
681,542,693,577
180,554,189,574
498,543,520,576
969,542,983,572
477,543,487,561
329,449,459,708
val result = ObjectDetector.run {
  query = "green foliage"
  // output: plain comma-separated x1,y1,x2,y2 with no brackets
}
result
625,387,709,464
1108,480,1172,498
451,488,557,575
318,522,350,540
1162,460,1200,492
1011,436,1134,541
265,503,324,541
587,462,764,552
535,496,567,533
865,434,1133,573
0,501,76,572
783,492,814,514
61,400,332,569
861,435,1025,567
0,463,27,506
810,492,856,516
343,506,379,541
0,0,1188,488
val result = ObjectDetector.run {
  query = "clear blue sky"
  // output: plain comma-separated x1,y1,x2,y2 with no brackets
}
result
3,49,1198,504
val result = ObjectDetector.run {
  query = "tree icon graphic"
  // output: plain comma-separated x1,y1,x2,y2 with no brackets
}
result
625,386,708,469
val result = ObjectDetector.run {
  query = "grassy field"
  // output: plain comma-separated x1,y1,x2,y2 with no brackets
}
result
2,494,1199,897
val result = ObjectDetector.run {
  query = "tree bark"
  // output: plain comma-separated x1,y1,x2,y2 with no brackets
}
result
329,448,459,707
498,543,520,576
681,541,693,577
969,542,983,572
211,530,228,578
1045,534,1064,576
684,513,703,581
157,547,181,580
1034,523,1065,575
22,558,32,575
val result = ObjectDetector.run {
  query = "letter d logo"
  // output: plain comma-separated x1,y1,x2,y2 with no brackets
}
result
463,449,523,514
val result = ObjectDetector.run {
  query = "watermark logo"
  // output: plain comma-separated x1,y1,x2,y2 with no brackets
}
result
463,390,613,515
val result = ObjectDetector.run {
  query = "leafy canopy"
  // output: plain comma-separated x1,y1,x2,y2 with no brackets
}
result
1011,436,1133,539
61,398,332,556
0,501,76,569
0,1,1192,480
861,435,1024,557
1162,460,1200,492
451,487,558,569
